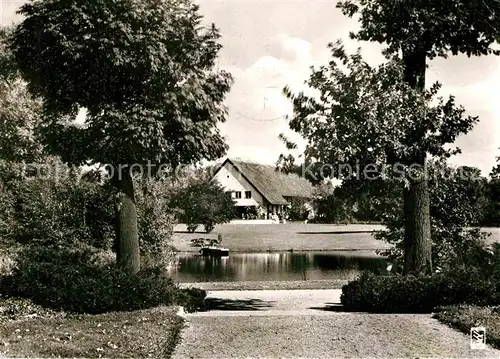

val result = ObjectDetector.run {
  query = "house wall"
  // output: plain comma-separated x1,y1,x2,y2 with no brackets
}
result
213,163,263,207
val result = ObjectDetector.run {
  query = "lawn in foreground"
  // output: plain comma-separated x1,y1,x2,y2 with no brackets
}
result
0,305,183,358
172,223,390,252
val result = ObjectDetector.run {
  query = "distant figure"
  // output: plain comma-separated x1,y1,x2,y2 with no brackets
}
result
272,213,279,223
304,219,308,224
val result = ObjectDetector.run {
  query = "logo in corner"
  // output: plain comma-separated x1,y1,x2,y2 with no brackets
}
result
471,327,486,350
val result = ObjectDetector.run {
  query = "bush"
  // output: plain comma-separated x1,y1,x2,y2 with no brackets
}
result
169,179,235,233
0,163,178,268
376,163,493,272
0,160,115,249
0,297,64,321
135,177,177,267
1,246,206,314
175,287,207,313
341,268,500,313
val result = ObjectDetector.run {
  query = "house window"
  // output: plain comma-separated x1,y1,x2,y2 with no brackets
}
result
235,191,242,199
245,191,251,199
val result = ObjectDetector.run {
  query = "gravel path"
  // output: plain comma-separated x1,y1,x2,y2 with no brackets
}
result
173,290,500,358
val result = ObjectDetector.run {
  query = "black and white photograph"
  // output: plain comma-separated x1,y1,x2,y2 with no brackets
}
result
0,0,499,357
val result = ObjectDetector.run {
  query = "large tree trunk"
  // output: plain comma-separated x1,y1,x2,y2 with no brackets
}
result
113,194,121,263
401,50,433,275
402,163,432,275
113,166,140,274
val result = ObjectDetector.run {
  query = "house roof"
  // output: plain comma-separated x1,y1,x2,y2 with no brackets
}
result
213,158,315,205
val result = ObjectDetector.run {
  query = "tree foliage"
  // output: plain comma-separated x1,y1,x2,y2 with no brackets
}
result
337,0,500,58
134,176,177,267
10,0,232,168
332,0,500,275
169,180,236,233
283,44,476,183
0,27,44,164
311,182,352,223
0,159,115,249
377,163,492,271
9,0,232,273
484,149,500,226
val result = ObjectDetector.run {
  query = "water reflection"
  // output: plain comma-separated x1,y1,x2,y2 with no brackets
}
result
170,251,388,282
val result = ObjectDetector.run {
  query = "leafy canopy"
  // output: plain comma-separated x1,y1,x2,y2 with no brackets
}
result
10,0,232,167
283,43,477,179
0,27,44,163
337,0,500,57
169,179,236,233
376,162,492,271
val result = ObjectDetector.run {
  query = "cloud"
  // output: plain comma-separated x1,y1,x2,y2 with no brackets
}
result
221,31,499,175
0,1,24,25
3,1,497,175
429,59,500,175
218,33,321,164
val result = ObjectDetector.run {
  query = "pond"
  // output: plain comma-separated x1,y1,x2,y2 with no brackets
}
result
169,251,389,282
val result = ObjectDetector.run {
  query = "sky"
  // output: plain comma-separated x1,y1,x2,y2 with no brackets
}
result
1,0,499,176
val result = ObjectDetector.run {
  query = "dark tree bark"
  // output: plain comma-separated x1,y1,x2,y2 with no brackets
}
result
403,170,432,275
401,50,433,275
113,166,140,274
113,193,121,263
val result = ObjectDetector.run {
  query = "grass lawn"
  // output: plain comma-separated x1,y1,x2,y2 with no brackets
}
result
173,223,500,253
172,222,391,252
0,303,183,358
434,305,500,349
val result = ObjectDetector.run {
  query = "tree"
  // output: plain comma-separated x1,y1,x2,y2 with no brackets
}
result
170,180,236,233
302,0,500,274
491,148,500,181
377,162,493,272
283,44,477,274
484,149,500,226
9,0,233,274
311,182,351,223
0,27,44,164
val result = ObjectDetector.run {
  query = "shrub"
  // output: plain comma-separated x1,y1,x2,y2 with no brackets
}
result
0,163,178,268
134,177,177,267
341,268,500,313
0,160,115,249
169,179,236,233
376,162,493,272
2,246,205,314
190,235,223,248
175,287,207,313
0,297,64,320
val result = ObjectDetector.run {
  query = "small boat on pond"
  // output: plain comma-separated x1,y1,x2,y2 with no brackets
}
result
200,246,229,257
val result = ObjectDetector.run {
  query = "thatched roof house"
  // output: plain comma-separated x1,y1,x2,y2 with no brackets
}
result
212,158,314,218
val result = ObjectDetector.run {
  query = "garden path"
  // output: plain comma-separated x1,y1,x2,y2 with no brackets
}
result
173,289,500,358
